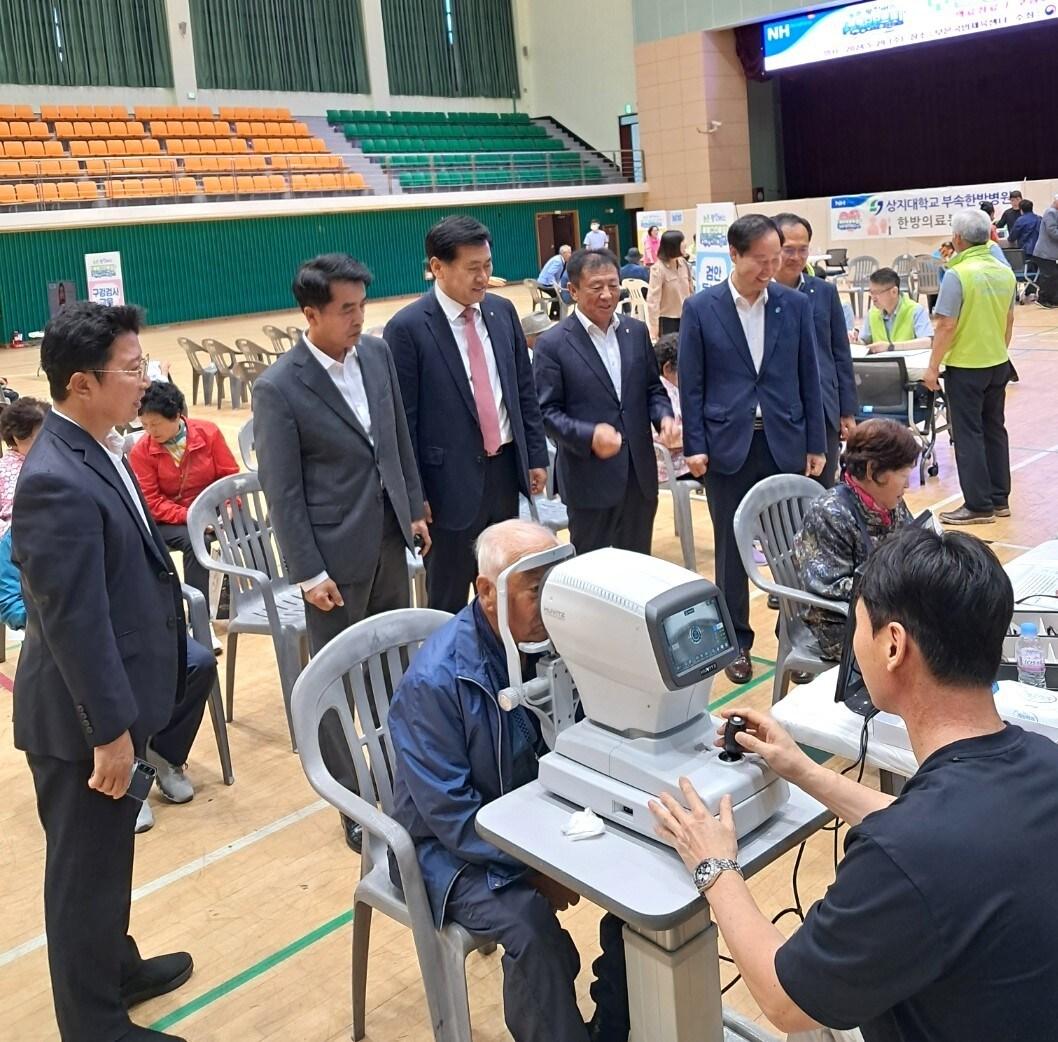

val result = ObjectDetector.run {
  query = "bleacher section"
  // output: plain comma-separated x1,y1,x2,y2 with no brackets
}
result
326,109,605,191
0,103,619,208
0,104,364,207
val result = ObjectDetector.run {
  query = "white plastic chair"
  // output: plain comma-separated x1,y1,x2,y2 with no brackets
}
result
733,474,842,702
654,443,697,571
290,608,497,1042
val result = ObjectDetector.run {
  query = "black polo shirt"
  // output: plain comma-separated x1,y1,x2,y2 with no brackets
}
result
775,725,1058,1042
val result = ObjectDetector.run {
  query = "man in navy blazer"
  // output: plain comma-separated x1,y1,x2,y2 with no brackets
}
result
679,215,826,684
774,212,857,485
386,216,549,613
14,303,209,1042
534,248,675,554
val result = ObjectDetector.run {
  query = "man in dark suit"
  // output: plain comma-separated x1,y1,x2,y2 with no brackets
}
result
679,214,826,684
533,248,676,554
385,216,549,614
13,302,212,1042
774,213,857,486
253,254,429,853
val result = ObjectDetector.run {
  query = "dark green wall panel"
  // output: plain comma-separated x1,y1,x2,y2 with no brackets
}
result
0,197,630,337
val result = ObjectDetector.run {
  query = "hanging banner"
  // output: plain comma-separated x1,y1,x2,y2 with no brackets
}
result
84,251,125,306
829,181,1022,240
694,202,738,290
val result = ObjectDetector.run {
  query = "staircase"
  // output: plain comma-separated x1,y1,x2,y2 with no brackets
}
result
298,115,398,195
532,118,624,184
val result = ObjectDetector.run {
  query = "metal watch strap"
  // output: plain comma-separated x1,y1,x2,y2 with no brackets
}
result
694,857,743,893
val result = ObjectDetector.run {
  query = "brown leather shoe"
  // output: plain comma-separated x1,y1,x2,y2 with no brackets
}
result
725,652,753,685
939,506,995,525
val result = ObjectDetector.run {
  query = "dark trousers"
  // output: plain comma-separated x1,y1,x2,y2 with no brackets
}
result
305,503,410,794
945,362,1011,513
540,284,562,320
426,446,520,615
817,424,841,489
446,868,628,1042
704,431,781,652
568,475,658,556
1036,256,1058,305
658,315,681,336
157,523,210,604
26,639,215,1042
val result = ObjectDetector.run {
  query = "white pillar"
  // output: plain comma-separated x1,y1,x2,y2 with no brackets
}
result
360,0,392,108
164,0,197,101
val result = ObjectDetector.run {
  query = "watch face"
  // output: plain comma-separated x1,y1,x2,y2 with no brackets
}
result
694,860,718,890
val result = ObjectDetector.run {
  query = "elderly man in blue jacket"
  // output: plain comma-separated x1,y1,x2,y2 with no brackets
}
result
388,519,627,1042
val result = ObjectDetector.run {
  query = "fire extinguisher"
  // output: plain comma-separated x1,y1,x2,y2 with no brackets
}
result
11,330,22,348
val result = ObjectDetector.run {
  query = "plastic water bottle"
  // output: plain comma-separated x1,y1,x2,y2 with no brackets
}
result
1016,622,1047,689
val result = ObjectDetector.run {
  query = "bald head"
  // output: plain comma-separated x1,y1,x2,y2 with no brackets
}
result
476,519,558,581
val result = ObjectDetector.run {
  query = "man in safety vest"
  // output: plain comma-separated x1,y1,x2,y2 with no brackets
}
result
924,209,1017,525
852,267,933,352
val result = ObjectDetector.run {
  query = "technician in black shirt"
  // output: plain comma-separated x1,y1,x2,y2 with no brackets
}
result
650,526,1058,1042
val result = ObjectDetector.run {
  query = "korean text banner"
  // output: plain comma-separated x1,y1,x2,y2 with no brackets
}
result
829,181,1022,240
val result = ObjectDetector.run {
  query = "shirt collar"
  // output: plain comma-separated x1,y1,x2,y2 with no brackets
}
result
729,277,768,310
434,284,480,324
574,308,620,339
52,408,125,461
304,332,355,370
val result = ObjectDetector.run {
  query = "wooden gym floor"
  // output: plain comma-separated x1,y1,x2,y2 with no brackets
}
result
1,285,1056,1041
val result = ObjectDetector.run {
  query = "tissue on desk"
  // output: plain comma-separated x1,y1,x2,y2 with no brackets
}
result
562,808,605,840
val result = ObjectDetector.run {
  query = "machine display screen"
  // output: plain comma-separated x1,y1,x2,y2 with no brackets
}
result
661,598,733,678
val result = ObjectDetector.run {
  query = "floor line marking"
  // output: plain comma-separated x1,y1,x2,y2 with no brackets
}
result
0,799,330,968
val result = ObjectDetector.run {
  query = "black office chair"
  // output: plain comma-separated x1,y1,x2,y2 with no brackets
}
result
853,356,943,485
817,247,848,279
1002,248,1039,303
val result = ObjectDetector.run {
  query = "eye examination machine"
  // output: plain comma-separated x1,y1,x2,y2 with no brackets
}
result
496,546,790,844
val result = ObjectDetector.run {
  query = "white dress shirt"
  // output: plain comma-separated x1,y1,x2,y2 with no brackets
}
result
304,334,373,444
52,409,152,531
729,279,768,417
575,308,623,398
300,335,381,593
434,285,513,444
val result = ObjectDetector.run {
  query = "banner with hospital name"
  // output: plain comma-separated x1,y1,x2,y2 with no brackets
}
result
694,202,738,290
84,250,126,306
828,181,1022,240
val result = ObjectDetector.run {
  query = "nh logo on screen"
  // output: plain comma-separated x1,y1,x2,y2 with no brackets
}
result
766,24,791,41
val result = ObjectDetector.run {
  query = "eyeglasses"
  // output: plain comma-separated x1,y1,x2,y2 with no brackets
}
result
91,359,149,378
781,246,811,258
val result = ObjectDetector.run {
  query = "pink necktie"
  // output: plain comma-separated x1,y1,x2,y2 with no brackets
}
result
462,306,502,455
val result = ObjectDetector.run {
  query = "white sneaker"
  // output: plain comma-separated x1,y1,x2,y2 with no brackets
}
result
145,745,195,804
135,799,155,834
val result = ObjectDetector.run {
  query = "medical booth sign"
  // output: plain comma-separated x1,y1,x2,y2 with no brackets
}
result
635,210,667,255
763,1,1058,72
694,203,737,290
829,181,1022,240
84,251,125,306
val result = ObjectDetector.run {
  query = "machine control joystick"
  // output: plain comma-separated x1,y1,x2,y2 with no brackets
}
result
719,715,748,762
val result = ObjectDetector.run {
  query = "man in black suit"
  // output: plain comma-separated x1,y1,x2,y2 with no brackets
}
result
773,212,857,486
13,302,214,1042
385,216,550,613
254,254,430,853
533,248,676,554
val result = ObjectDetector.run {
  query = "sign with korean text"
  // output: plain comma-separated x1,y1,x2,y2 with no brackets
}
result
694,202,738,290
84,251,125,307
829,181,1022,240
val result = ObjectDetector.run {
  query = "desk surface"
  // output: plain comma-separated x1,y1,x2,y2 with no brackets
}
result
773,541,1058,777
476,782,829,931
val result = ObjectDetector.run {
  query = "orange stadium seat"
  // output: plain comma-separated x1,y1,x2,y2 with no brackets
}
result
5,141,27,157
40,182,60,203
29,121,49,138
200,139,218,154
176,176,198,195
292,122,310,137
267,174,287,192
250,121,267,136
15,183,39,204
9,121,30,138
126,138,144,155
78,181,98,200
107,140,128,156
24,141,45,158
70,141,89,157
126,121,145,136
54,120,74,138
57,105,77,120
73,121,92,138
75,105,95,119
40,105,60,121
215,138,233,154
105,180,125,200
142,138,161,154
0,184,15,204
44,140,63,156
230,138,248,154
58,181,78,201
234,122,251,137
235,175,256,194
88,141,107,157
84,159,106,175
91,121,108,137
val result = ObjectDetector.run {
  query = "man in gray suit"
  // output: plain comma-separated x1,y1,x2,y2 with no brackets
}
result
253,254,430,852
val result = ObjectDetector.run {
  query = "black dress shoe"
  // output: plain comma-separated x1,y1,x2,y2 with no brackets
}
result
118,1027,187,1042
342,814,363,853
790,671,813,685
724,653,753,685
121,952,193,1008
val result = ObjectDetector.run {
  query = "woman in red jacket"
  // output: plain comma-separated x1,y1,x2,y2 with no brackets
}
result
129,381,239,604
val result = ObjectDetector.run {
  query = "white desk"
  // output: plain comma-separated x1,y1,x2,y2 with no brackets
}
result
477,782,829,1042
773,540,1058,781
850,344,934,381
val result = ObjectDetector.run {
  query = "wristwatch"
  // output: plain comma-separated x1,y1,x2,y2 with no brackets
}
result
692,857,743,894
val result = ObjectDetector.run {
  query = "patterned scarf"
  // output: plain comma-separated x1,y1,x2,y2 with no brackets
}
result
163,419,188,466
843,471,893,528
